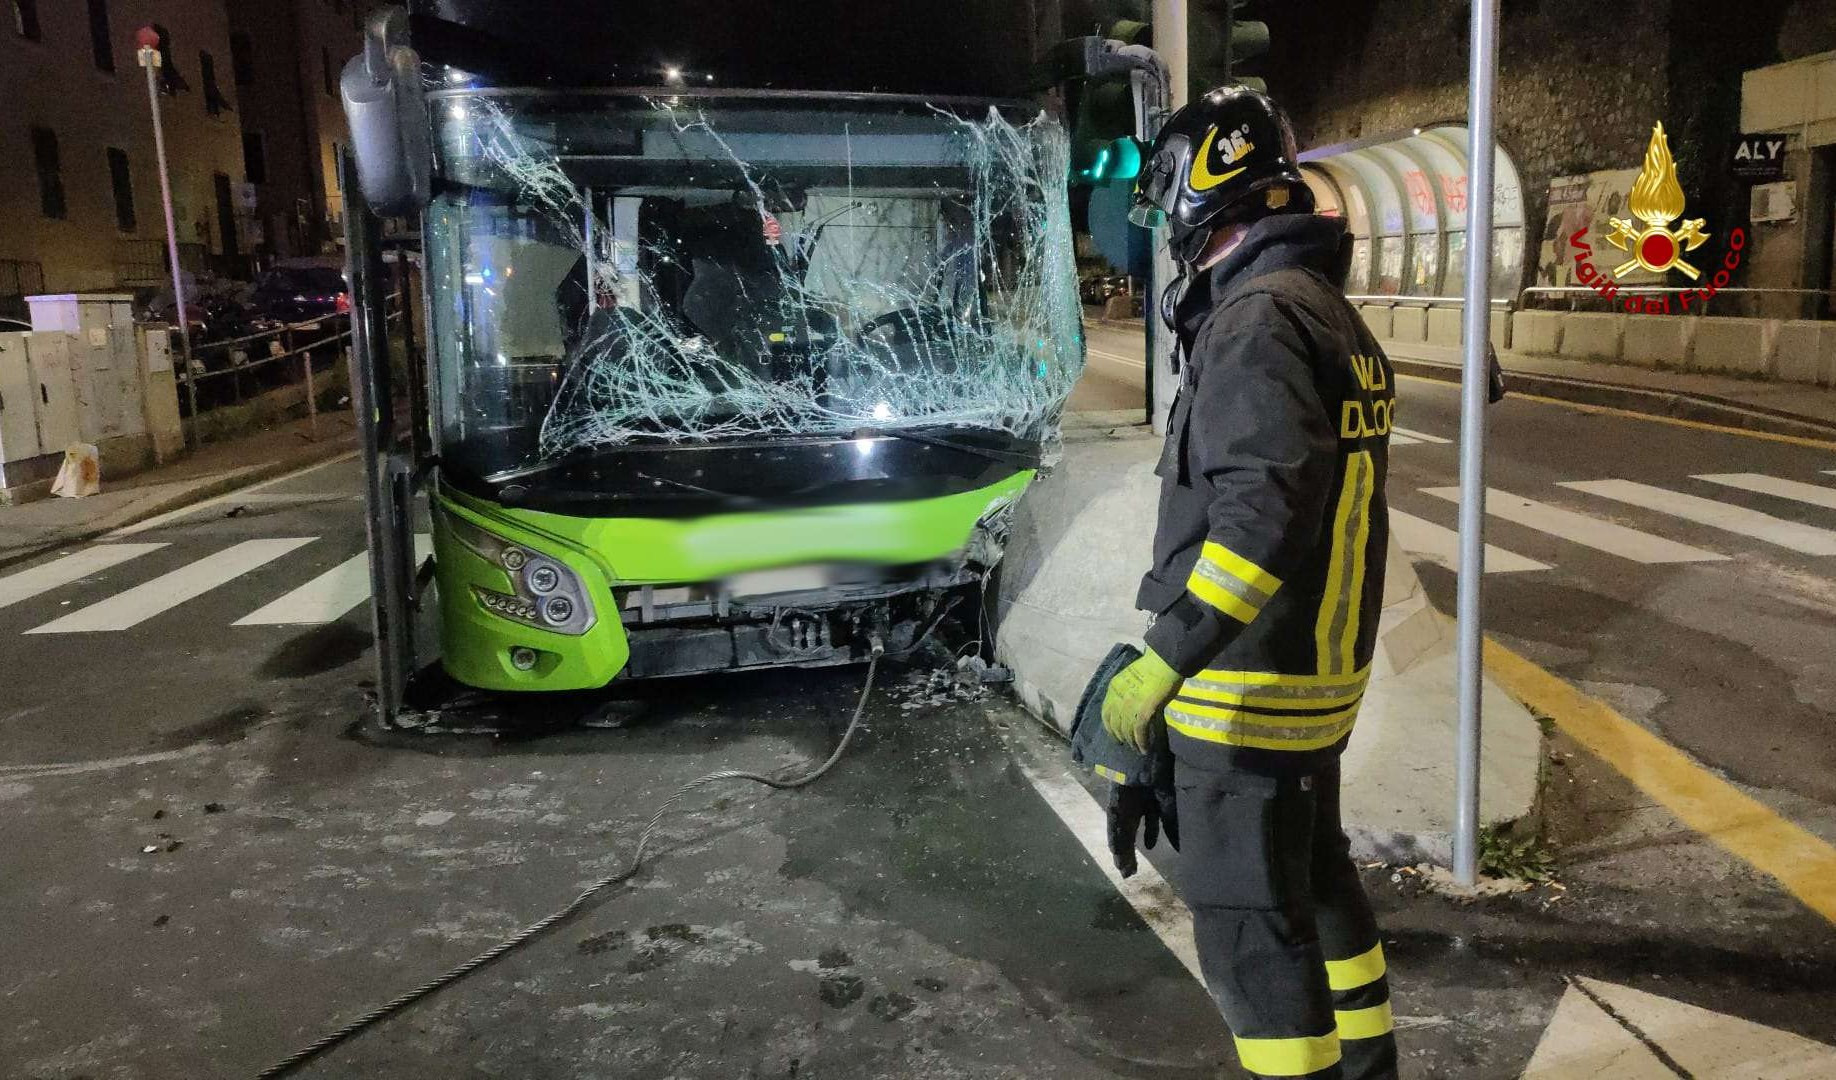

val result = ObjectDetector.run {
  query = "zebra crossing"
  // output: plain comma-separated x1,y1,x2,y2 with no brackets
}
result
0,463,1832,633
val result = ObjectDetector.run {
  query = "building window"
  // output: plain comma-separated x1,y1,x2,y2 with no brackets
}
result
87,0,113,72
152,23,188,94
107,147,135,232
243,131,268,185
12,0,41,40
229,31,254,86
31,127,66,220
321,46,335,97
200,50,231,115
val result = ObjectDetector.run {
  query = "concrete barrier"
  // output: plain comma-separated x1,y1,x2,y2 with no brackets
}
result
1426,306,1463,348
1512,310,1563,355
1688,317,1777,377
1620,316,1694,368
1490,309,1511,352
1359,304,1394,341
1390,306,1428,344
1774,321,1836,387
994,413,1543,862
1556,313,1625,362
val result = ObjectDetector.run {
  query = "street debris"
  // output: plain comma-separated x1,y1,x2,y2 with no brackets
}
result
891,656,1012,712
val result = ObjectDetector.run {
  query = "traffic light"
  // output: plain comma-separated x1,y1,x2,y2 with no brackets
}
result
1190,0,1268,97
1069,16,1151,185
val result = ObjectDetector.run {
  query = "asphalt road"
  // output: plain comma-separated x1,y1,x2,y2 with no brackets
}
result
5,362,1836,1076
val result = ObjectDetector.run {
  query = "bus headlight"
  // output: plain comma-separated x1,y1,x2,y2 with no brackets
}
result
446,510,597,636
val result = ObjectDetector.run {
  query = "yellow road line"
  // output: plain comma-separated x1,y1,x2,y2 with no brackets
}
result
1395,373,1836,452
1484,638,1836,925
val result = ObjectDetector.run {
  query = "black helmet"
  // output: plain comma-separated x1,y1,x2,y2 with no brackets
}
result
1132,86,1307,263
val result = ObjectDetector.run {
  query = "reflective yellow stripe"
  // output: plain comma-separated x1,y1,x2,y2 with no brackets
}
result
1179,678,1367,709
1336,453,1375,672
1166,706,1359,752
1335,1001,1395,1041
1315,451,1374,676
1092,764,1128,784
1201,540,1282,594
1234,1032,1341,1076
1325,942,1387,991
1193,666,1372,689
1170,699,1360,728
1188,573,1262,623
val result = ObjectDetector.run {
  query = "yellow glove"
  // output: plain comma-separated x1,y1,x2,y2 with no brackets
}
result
1101,647,1182,753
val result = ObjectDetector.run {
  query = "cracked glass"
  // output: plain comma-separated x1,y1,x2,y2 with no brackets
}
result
422,90,1082,485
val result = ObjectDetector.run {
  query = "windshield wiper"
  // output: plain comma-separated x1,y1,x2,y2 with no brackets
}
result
857,428,1038,467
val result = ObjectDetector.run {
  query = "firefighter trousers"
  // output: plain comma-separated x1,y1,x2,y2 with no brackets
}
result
1174,759,1398,1079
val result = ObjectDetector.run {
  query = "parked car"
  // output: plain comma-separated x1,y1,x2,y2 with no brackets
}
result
250,259,350,324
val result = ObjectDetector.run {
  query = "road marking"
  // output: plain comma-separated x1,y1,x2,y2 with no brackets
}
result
1395,373,1836,452
1485,638,1836,925
1421,487,1728,564
1011,755,1203,982
235,534,429,625
1694,472,1836,512
1086,347,1146,370
0,544,167,612
1389,432,1422,446
107,451,358,537
1389,510,1550,573
1523,977,1836,1077
1389,425,1450,444
1561,479,1836,556
27,538,318,633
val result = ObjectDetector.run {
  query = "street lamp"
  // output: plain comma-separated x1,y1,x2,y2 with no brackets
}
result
136,25,198,447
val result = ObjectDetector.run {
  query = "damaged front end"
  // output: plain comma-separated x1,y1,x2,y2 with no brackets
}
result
420,87,1079,688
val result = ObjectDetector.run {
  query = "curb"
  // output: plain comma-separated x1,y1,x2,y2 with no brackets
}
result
1391,355,1836,444
0,438,357,573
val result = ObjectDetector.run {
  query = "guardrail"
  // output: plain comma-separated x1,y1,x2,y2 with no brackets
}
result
1343,294,1514,307
169,291,404,441
1517,285,1835,317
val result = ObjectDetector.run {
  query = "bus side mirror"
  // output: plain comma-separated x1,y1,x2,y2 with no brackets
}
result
341,6,431,216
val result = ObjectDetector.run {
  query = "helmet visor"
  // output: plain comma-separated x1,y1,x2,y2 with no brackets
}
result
1129,202,1167,229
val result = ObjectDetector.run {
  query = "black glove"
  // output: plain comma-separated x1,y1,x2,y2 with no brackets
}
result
1106,781,1179,879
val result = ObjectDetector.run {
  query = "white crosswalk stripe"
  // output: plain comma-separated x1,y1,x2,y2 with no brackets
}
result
0,544,168,612
1390,425,1450,445
26,538,318,634
1694,473,1836,512
234,534,429,625
1389,510,1551,573
1421,487,1728,564
1561,480,1836,556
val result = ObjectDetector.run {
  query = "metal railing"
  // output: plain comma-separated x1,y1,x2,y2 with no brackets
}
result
1343,294,1513,307
1517,285,1836,317
171,291,403,441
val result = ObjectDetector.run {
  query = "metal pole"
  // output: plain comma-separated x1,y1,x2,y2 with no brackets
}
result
138,41,197,448
1150,0,1189,109
302,334,319,440
1453,0,1501,887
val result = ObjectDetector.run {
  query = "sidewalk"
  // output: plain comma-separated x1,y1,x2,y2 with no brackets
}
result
0,413,359,568
1385,341,1836,440
1087,314,1836,440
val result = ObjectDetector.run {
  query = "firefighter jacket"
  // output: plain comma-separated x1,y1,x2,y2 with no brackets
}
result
1138,213,1393,774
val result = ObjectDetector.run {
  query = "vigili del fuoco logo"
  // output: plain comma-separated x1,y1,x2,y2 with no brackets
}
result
1568,122,1747,315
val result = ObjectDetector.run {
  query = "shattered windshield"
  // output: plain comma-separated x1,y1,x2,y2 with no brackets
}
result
423,90,1082,483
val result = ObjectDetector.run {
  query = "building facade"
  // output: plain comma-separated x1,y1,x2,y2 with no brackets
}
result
0,0,368,316
228,0,368,261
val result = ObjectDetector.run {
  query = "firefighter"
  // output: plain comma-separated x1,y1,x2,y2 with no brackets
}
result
1101,86,1399,1080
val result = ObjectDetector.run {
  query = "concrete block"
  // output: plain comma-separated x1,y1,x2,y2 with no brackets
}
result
1512,310,1563,355
1556,312,1626,361
1389,306,1428,344
1490,309,1511,352
1774,321,1836,386
1688,317,1778,377
1620,315,1694,368
1359,304,1394,341
1426,306,1463,347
